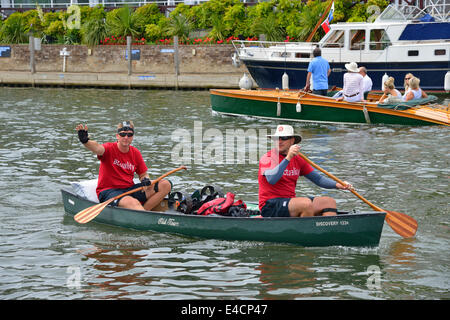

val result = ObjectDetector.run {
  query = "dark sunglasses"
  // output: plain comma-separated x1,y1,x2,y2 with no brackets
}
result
118,132,134,137
278,136,292,141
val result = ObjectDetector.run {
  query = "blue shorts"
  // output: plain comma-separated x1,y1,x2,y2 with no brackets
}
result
98,183,147,207
261,198,291,217
261,197,315,217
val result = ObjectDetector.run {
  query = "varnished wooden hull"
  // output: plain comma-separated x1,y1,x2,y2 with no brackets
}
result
210,89,449,126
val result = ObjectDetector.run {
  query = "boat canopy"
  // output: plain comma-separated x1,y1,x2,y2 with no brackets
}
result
399,22,450,40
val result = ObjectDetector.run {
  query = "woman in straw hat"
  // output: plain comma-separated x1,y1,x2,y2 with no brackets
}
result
258,124,353,218
336,62,365,103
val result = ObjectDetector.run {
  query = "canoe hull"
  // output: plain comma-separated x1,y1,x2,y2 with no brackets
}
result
210,89,449,126
62,188,385,247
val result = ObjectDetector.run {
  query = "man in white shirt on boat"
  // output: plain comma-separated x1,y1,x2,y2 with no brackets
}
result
359,66,372,99
336,62,365,103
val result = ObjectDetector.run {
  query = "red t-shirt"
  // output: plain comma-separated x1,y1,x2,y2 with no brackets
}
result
258,148,313,210
96,142,148,197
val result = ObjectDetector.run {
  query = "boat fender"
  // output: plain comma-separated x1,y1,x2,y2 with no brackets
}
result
282,72,289,90
277,97,281,116
381,73,389,91
445,71,450,92
231,52,241,68
239,73,252,90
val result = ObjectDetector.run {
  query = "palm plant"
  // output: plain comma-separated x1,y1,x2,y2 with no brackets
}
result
81,17,108,48
106,5,142,39
0,12,29,44
297,1,327,41
251,14,285,42
208,14,228,41
166,14,192,43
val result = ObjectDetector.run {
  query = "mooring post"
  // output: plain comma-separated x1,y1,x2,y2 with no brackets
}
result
127,36,132,76
29,35,35,74
174,35,179,90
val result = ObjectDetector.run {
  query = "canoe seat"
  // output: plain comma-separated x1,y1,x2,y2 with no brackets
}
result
70,179,99,203
70,178,141,203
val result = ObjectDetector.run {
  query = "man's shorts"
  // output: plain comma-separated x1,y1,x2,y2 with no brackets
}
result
261,198,292,217
261,196,315,217
98,183,147,207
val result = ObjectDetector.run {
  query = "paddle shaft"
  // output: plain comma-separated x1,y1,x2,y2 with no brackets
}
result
111,166,187,202
74,166,187,224
297,152,384,212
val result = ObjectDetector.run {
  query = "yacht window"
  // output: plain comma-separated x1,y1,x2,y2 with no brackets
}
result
322,30,345,48
369,29,391,50
295,52,311,58
350,30,365,50
435,49,446,55
271,52,291,58
408,50,419,56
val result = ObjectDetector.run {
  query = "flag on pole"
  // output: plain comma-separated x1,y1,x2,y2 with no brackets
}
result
328,2,335,23
321,19,330,34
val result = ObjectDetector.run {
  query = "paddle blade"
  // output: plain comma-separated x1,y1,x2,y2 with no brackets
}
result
74,199,114,224
385,210,418,238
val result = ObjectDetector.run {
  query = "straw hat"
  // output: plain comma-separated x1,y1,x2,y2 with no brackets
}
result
268,125,302,144
345,62,359,73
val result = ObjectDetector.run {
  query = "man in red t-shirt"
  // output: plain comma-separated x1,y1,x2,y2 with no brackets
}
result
75,121,171,211
259,125,352,217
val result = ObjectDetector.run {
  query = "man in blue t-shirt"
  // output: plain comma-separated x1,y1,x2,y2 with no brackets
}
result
304,47,331,96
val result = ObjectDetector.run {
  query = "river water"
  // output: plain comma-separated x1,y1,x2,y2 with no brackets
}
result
0,87,448,300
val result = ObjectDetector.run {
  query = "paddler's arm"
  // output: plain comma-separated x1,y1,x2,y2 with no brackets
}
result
264,144,300,184
76,124,105,156
263,159,290,185
305,170,353,190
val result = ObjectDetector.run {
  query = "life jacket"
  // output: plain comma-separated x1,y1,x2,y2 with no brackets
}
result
197,192,246,216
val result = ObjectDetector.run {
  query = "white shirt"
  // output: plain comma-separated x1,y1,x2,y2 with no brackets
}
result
342,72,364,102
402,88,422,101
362,75,373,92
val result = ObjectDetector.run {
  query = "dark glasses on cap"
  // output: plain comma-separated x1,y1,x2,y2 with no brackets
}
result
278,136,292,141
118,132,134,137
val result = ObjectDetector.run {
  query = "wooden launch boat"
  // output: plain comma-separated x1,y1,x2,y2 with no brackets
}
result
210,89,449,126
61,186,386,247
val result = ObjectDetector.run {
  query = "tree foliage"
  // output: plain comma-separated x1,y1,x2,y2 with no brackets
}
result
0,1,389,45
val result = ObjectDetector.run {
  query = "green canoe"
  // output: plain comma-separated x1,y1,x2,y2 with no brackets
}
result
61,187,385,247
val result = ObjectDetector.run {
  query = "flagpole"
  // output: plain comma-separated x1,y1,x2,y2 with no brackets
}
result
305,0,334,42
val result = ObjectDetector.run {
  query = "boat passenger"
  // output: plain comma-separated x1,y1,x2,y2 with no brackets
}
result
75,121,172,211
359,66,373,99
336,62,365,103
258,125,353,218
304,47,331,96
403,76,428,102
378,77,402,104
403,73,414,93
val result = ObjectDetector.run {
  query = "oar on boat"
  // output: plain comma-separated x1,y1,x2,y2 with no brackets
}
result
74,166,187,224
298,152,418,238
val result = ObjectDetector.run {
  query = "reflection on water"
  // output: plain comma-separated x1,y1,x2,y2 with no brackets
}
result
0,88,449,300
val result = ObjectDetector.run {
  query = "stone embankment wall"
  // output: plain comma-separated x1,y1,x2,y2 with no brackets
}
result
0,44,253,89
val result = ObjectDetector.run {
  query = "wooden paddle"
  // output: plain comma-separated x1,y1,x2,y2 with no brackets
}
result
74,166,187,224
297,152,418,238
